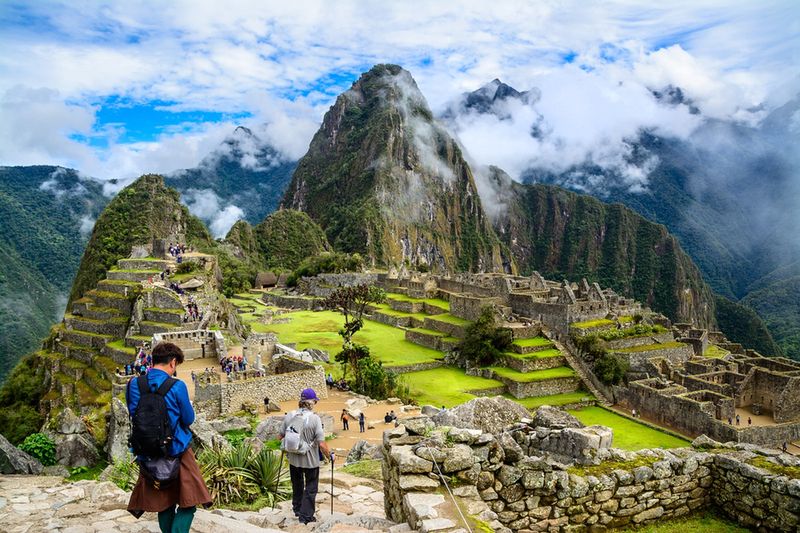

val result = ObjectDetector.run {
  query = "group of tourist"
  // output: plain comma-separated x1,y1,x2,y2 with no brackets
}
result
220,354,247,375
325,373,349,391
727,414,753,426
184,299,202,323
339,409,366,432
117,347,153,376
168,243,186,258
383,410,398,424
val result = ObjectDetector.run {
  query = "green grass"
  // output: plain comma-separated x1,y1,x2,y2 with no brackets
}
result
386,293,450,311
426,313,470,326
749,456,800,479
402,367,503,408
339,459,383,480
106,339,136,354
571,318,615,329
569,456,658,477
508,391,595,409
703,344,731,358
370,303,428,321
504,348,562,360
489,366,576,382
67,461,108,481
619,510,749,532
512,336,552,348
407,327,448,337
567,406,690,450
614,341,688,353
246,310,445,367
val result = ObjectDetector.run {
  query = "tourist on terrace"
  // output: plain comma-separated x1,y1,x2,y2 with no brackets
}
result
736,414,740,425
358,412,365,433
748,417,752,426
340,409,349,430
384,412,392,424
264,396,270,413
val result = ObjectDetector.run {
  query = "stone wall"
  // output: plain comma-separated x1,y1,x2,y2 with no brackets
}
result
605,332,675,351
503,355,567,374
450,294,499,322
500,376,581,399
617,344,694,374
298,273,380,297
382,415,800,532
152,329,225,360
195,362,327,417
261,292,322,310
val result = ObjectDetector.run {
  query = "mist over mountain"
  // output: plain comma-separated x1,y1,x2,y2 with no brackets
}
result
443,78,798,357
0,166,108,379
166,126,297,237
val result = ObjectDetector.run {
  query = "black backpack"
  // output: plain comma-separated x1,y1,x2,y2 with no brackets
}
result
128,375,177,458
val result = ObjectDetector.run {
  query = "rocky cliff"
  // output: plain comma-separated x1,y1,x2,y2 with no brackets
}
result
282,64,506,273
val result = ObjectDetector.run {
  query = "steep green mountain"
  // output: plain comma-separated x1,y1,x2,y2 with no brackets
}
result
485,168,716,328
741,275,800,356
166,126,297,228
448,80,790,356
225,209,331,271
282,64,506,272
69,174,213,305
0,166,107,381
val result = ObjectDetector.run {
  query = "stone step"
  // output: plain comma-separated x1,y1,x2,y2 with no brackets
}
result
55,341,98,365
61,329,114,350
422,315,469,338
87,290,134,314
59,358,88,381
52,372,76,398
502,352,567,373
510,337,556,354
92,355,120,381
125,335,152,348
405,328,446,350
106,269,161,282
64,315,128,338
117,258,170,271
143,307,184,325
488,366,580,399
83,367,111,392
387,298,424,314
81,305,123,321
97,279,141,296
71,297,94,316
138,320,176,336
103,341,137,365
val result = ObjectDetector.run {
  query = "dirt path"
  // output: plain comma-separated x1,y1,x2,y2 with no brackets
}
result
175,357,412,454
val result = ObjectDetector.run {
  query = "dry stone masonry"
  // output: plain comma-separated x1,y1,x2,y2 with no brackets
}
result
381,403,800,532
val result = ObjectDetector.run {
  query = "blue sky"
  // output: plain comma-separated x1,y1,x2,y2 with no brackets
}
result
0,0,797,179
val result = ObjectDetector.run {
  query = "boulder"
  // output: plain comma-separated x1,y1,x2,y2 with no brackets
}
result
421,405,441,417
692,434,722,449
54,407,90,435
346,440,382,464
106,397,131,462
499,432,524,463
390,445,433,474
210,416,251,434
0,433,42,474
255,416,286,443
431,397,530,434
191,414,233,452
55,433,100,468
532,405,583,429
403,416,434,436
320,413,334,436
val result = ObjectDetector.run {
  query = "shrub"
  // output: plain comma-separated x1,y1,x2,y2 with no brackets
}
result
109,453,140,491
19,433,56,466
175,261,198,274
594,353,629,385
456,307,512,367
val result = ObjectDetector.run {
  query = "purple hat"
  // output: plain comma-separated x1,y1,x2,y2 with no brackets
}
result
300,388,319,401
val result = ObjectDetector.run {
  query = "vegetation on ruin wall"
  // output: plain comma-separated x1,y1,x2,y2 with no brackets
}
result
286,252,365,287
69,174,213,306
714,295,782,357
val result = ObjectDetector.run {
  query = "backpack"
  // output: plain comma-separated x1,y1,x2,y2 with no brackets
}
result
129,375,177,458
281,410,311,455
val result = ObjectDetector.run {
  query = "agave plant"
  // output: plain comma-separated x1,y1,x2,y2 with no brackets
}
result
198,443,261,505
197,442,291,507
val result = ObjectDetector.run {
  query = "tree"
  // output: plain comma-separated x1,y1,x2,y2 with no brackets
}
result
455,307,512,367
323,284,385,381
594,353,629,385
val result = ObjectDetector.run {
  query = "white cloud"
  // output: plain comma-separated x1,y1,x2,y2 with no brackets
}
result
182,188,244,238
0,0,795,180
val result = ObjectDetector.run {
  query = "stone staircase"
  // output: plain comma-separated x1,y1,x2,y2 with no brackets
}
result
554,335,612,406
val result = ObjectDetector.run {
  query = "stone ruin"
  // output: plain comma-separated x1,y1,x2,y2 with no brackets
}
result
381,400,800,532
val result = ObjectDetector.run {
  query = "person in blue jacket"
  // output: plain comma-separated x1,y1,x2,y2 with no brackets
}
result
126,342,211,532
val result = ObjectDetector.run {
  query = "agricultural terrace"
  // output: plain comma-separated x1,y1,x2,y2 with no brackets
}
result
230,292,694,450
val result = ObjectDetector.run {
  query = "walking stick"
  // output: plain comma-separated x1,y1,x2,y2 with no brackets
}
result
273,449,285,510
330,452,335,515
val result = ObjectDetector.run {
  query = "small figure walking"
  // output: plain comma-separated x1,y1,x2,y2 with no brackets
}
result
735,414,740,426
340,409,349,431
358,412,365,433
263,396,270,414
631,408,637,418
783,442,788,453
728,417,733,425
748,416,752,426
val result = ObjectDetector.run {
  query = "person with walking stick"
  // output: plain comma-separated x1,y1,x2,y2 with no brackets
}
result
330,452,335,516
279,388,330,525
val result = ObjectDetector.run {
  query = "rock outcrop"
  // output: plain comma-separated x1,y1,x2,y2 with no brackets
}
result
0,433,42,475
106,397,131,462
45,407,99,468
431,396,530,433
